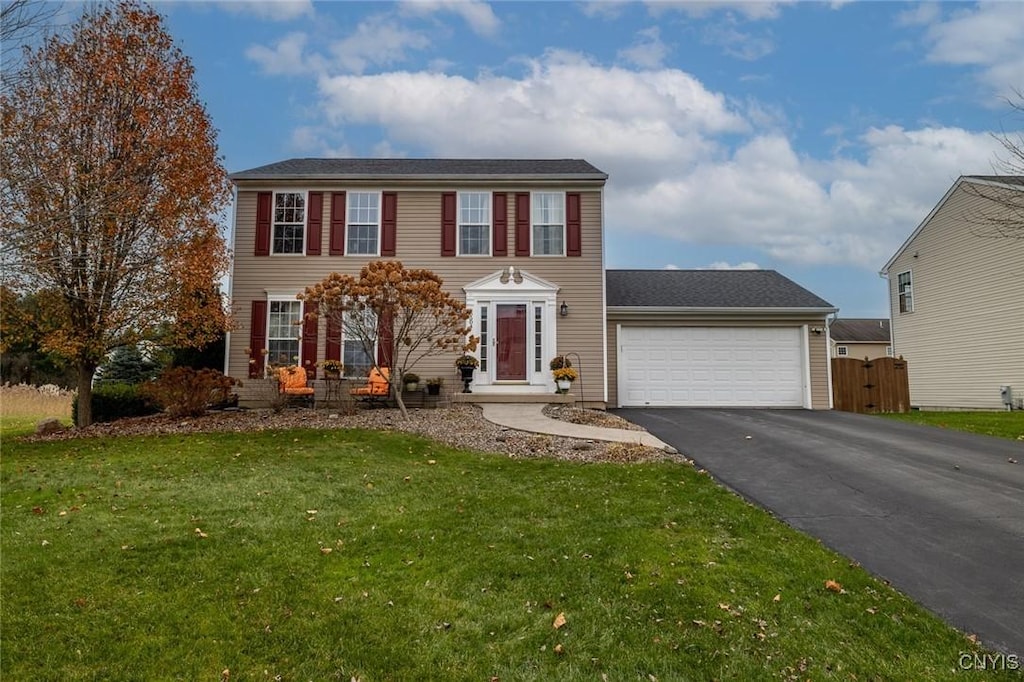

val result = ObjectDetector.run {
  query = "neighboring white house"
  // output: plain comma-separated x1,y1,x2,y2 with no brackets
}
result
880,175,1024,410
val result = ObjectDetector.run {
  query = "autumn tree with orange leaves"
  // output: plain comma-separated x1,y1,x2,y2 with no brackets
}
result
298,261,478,419
1,1,230,426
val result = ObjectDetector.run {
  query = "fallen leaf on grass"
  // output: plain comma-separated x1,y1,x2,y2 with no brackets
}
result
427,459,437,465
320,547,332,555
772,594,781,603
866,607,877,614
194,528,208,538
553,612,567,629
554,643,564,655
32,506,44,515
824,579,844,593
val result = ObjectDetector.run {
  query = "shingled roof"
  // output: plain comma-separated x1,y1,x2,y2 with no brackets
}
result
230,158,607,181
606,270,835,310
830,318,890,343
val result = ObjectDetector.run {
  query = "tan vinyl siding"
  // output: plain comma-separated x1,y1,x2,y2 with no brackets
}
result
887,184,1024,410
832,342,891,360
606,315,831,409
230,187,607,405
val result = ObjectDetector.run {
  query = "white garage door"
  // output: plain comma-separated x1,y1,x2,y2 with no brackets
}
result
618,327,805,407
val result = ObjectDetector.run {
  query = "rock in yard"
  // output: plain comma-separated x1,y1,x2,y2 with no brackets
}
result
35,418,65,436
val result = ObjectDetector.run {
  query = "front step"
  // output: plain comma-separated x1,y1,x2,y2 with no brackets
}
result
452,392,575,404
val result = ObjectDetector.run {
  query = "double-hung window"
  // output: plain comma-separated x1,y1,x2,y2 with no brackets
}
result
273,192,305,254
346,192,380,255
897,271,913,313
342,307,377,377
532,192,564,256
267,300,302,366
458,192,490,255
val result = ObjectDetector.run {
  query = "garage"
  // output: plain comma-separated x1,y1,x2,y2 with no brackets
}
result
606,270,837,410
618,326,806,407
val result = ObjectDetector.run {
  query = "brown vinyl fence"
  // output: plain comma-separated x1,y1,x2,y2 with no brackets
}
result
831,356,910,413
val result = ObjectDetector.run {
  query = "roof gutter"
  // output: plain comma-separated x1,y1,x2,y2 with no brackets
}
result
607,305,839,316
228,173,610,183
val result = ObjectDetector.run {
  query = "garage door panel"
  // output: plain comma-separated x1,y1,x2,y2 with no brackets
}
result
619,326,804,407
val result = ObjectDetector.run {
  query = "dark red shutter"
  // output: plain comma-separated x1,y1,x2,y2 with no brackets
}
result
566,192,581,257
325,315,341,362
306,192,323,256
381,192,397,257
329,192,346,256
492,192,507,256
255,192,272,256
514,192,530,256
301,301,318,378
249,300,267,378
377,308,393,368
441,192,456,256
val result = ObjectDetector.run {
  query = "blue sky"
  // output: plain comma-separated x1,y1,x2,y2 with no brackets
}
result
154,0,1022,318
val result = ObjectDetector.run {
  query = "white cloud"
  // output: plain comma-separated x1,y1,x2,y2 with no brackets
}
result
579,1,631,20
915,2,1024,96
618,27,670,68
246,32,318,76
702,261,761,270
702,21,775,61
219,0,313,22
401,0,500,36
647,1,794,21
329,14,431,74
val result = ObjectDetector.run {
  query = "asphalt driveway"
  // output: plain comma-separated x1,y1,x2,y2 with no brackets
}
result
615,408,1024,656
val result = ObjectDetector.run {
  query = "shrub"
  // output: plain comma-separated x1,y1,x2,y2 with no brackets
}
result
72,383,158,424
96,346,161,385
140,367,240,418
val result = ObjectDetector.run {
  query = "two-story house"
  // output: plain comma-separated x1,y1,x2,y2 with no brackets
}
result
226,158,609,406
881,175,1024,410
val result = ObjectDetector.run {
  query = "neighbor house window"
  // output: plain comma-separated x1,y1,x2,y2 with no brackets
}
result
886,346,894,357
273,192,305,254
458,192,490,255
836,345,848,357
267,300,302,366
532,192,564,256
897,271,913,313
347,192,380,255
342,307,376,377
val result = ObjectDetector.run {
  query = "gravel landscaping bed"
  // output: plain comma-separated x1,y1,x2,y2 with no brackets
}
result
543,404,645,431
23,405,670,464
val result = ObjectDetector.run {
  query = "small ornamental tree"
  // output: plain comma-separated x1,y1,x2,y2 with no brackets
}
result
1,1,231,426
298,260,478,419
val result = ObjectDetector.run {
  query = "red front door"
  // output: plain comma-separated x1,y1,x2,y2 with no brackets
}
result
496,304,527,380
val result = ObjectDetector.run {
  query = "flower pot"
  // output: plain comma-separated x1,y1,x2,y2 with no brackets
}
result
556,378,572,393
459,366,475,392
427,384,441,396
404,382,419,392
325,370,341,379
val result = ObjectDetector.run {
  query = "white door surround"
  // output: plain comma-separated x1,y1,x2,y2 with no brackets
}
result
463,267,559,393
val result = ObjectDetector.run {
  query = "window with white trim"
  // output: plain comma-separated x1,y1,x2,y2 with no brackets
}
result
886,346,894,357
458,192,490,256
346,192,380,255
342,307,377,377
897,271,913,313
532,192,564,256
267,300,302,366
836,345,848,357
534,305,543,373
479,306,489,372
272,192,305,254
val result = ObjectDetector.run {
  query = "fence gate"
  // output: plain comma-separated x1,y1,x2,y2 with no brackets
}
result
831,356,910,413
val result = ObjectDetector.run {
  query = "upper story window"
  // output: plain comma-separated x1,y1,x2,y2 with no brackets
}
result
886,346,894,357
347,192,380,255
458,192,491,256
836,345,848,357
532,192,564,256
273,192,305,254
267,299,302,365
897,271,913,313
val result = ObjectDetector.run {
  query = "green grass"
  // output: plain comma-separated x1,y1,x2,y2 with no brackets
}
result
2,427,1016,681
882,410,1024,440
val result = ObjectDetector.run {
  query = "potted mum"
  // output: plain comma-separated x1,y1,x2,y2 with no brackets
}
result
403,371,421,392
319,359,344,379
553,367,578,393
426,377,444,396
455,354,479,393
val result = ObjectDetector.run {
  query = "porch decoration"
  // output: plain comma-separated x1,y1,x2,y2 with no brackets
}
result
403,372,421,392
426,377,444,396
455,354,479,393
553,367,578,394
319,359,344,379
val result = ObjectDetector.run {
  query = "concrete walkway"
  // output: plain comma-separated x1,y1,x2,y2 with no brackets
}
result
480,403,674,451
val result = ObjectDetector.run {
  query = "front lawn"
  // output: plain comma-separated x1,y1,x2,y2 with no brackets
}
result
882,410,1024,440
1,428,1004,680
